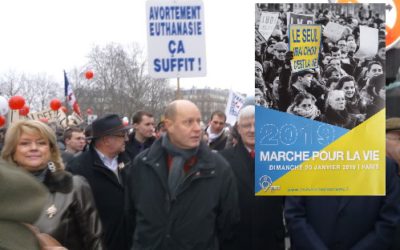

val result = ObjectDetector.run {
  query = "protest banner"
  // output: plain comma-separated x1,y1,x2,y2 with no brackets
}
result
224,90,245,126
146,0,206,78
323,22,347,42
258,12,279,41
289,24,321,72
255,29,267,46
355,26,379,58
287,13,314,25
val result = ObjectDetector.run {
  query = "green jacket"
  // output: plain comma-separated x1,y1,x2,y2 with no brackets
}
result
0,160,48,250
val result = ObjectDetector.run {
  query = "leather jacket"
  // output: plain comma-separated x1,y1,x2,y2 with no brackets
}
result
34,169,104,250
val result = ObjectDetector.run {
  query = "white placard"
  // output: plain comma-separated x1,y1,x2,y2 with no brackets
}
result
146,0,206,78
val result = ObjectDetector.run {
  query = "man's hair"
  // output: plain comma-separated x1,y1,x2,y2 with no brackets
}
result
238,105,255,124
210,110,226,122
132,111,153,124
63,126,84,142
331,46,340,53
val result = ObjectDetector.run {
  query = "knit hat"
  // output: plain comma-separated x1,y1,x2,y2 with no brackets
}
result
274,42,288,51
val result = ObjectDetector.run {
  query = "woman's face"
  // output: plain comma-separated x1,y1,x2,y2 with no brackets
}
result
329,92,346,111
297,98,313,111
13,132,51,172
342,81,356,98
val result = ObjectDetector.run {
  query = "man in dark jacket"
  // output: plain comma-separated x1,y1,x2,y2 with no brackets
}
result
285,158,400,250
205,110,228,151
67,114,133,250
220,105,285,250
125,110,155,161
125,100,240,250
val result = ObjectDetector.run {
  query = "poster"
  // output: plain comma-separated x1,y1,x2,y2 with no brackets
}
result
255,3,386,196
289,24,321,72
146,0,206,78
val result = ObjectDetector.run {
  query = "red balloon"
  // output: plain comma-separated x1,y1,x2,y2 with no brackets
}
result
85,70,94,80
123,120,129,126
60,106,67,113
8,95,25,110
0,115,5,127
50,98,62,111
19,105,30,116
39,117,48,123
86,108,93,115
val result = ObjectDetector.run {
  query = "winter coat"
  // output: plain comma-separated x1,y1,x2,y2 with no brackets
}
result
220,140,285,250
67,147,133,250
35,169,104,250
125,139,240,250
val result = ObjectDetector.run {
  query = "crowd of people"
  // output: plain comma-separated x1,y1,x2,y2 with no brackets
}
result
0,97,400,250
255,4,386,129
1,3,400,250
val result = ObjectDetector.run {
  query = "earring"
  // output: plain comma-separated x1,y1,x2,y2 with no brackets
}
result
47,162,56,173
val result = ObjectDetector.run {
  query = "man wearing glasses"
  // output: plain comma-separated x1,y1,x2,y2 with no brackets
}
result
67,114,133,250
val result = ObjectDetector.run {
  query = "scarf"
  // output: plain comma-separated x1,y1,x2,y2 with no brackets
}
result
288,104,321,120
161,135,199,200
206,126,224,144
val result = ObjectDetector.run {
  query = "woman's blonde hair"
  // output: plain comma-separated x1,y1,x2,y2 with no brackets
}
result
1,120,64,171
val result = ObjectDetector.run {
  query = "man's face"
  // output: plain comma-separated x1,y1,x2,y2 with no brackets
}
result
209,115,226,134
106,132,129,155
267,43,276,53
322,56,331,65
166,105,202,149
66,131,86,153
367,64,383,78
330,59,341,71
378,47,385,60
134,115,155,140
238,115,255,149
299,74,313,88
255,66,263,78
331,51,341,59
274,48,287,61
337,40,348,52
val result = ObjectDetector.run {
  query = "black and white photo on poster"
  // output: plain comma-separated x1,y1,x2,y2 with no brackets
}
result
255,3,385,129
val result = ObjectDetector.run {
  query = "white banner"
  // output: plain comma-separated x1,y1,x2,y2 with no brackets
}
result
355,26,379,58
146,0,206,78
224,90,245,125
323,22,347,42
258,12,279,41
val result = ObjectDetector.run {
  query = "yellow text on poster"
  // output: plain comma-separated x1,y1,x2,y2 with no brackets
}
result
289,24,321,72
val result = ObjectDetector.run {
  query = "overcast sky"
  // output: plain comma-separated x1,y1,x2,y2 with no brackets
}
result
0,0,389,97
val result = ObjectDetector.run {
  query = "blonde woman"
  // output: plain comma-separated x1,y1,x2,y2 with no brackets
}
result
1,120,103,250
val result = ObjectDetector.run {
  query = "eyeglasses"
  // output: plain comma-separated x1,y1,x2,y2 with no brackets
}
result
276,50,287,53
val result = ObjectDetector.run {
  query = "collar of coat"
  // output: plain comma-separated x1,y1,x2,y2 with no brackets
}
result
43,169,73,194
139,138,217,171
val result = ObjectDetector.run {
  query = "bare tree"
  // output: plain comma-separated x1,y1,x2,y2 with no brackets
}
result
0,71,63,112
70,42,175,120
